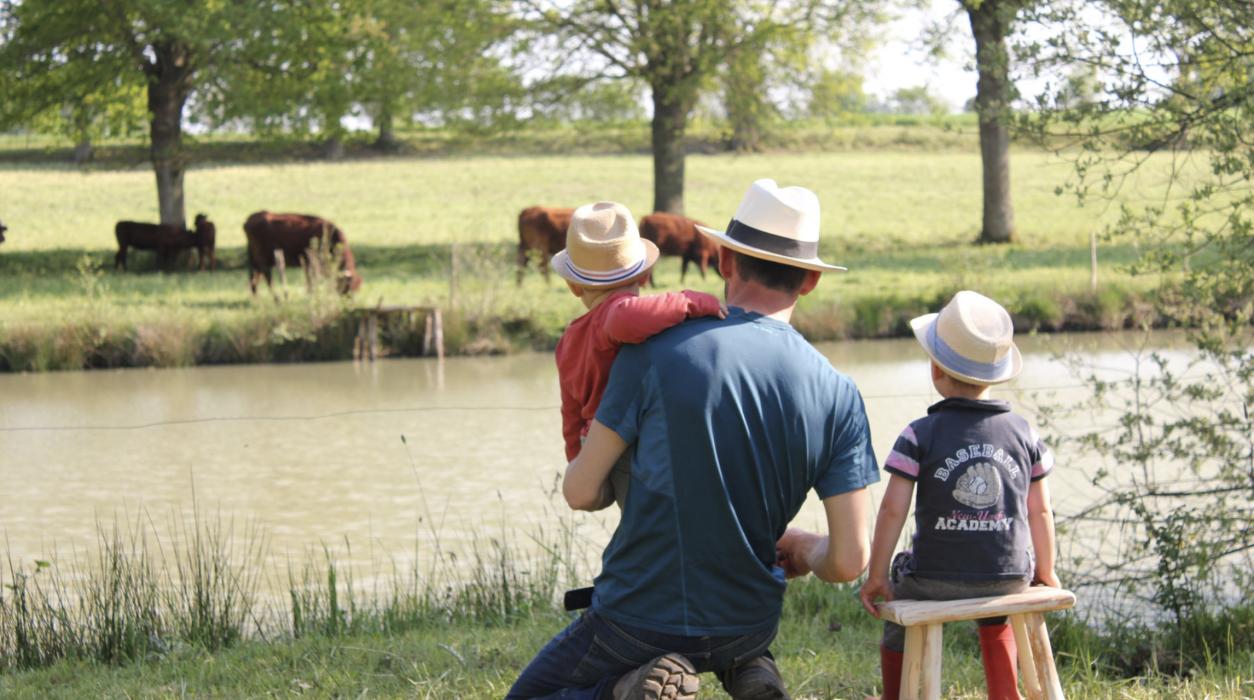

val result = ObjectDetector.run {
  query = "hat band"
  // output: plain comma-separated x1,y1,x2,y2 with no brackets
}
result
564,256,647,285
928,322,1012,380
726,219,818,259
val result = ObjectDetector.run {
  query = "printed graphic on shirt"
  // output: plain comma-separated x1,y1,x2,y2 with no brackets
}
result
953,462,1002,509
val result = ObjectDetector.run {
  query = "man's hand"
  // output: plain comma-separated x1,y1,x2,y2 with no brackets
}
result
775,528,821,579
859,574,893,617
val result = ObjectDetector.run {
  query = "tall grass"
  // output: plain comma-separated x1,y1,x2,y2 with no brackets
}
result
0,506,584,673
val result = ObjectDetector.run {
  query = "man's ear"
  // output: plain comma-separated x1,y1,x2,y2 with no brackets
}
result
717,247,734,279
566,281,584,298
798,270,822,296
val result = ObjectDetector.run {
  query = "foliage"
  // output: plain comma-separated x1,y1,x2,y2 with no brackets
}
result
1023,0,1253,641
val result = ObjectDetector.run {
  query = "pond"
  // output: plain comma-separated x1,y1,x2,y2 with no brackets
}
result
0,330,1192,584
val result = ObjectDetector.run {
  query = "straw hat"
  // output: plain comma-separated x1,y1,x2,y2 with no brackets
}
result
695,179,845,272
910,290,1022,385
552,202,660,288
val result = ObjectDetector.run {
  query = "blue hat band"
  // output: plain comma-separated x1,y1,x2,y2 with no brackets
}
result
928,322,1011,381
564,256,646,286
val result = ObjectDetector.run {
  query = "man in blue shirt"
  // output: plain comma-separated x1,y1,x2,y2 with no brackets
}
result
508,180,879,700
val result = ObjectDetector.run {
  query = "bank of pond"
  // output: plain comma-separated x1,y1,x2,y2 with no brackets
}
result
0,241,1164,373
0,524,1249,699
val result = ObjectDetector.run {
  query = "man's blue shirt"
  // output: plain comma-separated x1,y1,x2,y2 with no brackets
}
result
592,307,879,636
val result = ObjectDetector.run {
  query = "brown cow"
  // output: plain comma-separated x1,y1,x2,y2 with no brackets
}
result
242,211,362,296
516,206,574,285
114,214,216,271
639,212,723,284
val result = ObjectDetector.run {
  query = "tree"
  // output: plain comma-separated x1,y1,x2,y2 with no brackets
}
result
521,1,882,215
961,0,1029,244
0,1,273,227
1026,0,1253,643
889,84,949,116
807,68,868,121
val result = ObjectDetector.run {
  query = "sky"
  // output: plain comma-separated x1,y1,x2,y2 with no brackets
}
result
862,0,979,111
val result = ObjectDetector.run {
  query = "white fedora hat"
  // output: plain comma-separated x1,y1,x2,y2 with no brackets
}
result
911,290,1022,385
552,201,660,288
695,179,845,272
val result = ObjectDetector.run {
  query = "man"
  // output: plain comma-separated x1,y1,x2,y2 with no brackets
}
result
508,179,878,700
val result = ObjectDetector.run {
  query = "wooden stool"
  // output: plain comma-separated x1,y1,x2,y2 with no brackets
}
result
877,587,1076,700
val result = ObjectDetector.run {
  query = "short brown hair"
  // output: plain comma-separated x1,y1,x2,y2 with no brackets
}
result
731,251,807,294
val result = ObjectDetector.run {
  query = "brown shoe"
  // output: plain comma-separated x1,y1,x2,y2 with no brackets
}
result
613,653,700,700
721,655,789,699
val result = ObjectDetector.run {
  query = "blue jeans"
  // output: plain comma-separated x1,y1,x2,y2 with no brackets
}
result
506,610,778,699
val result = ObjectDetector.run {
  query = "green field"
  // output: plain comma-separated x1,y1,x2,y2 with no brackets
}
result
0,146,1182,370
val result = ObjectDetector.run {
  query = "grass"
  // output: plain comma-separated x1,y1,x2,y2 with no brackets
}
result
1,513,1250,698
0,140,1203,370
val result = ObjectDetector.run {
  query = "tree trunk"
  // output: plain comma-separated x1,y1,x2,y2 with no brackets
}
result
73,138,93,165
374,102,398,151
147,41,192,228
651,83,690,215
967,1,1017,244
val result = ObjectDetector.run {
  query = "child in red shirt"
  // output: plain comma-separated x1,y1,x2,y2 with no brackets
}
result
551,201,722,508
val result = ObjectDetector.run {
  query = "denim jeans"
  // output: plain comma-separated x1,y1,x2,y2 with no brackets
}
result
506,609,778,699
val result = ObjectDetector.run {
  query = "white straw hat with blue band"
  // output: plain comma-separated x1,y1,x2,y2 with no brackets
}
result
552,201,660,288
695,179,846,272
910,290,1022,385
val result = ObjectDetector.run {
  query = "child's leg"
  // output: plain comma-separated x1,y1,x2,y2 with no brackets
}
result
879,621,906,700
977,618,1018,700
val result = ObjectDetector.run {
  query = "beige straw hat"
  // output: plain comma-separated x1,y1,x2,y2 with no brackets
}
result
552,202,660,288
910,290,1022,385
695,179,845,272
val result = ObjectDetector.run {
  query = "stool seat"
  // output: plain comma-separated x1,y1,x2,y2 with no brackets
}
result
877,587,1076,700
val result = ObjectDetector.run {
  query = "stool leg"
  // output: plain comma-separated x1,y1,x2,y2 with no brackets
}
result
1011,615,1042,700
901,627,923,700
919,624,944,700
1025,612,1065,700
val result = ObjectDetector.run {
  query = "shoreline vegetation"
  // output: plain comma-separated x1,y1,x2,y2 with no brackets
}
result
0,119,1183,373
2,514,1251,699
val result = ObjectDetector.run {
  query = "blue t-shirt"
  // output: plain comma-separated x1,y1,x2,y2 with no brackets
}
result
592,308,878,636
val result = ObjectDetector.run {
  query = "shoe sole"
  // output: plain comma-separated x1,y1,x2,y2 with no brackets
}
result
626,654,700,700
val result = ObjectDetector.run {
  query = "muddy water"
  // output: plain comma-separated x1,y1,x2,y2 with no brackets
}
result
0,331,1190,579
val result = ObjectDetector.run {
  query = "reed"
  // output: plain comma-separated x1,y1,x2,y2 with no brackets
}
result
0,506,585,672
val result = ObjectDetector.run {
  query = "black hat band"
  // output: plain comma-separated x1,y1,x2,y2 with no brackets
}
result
725,219,818,259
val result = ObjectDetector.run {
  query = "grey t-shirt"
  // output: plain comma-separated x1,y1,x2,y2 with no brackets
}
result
884,397,1053,580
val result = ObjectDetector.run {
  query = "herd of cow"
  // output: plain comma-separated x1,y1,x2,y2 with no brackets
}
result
112,211,362,295
2,205,715,296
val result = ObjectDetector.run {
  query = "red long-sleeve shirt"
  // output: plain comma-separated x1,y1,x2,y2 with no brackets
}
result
556,289,722,461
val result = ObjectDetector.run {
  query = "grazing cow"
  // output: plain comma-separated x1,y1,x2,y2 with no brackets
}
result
0,219,7,245
516,206,574,285
639,212,723,284
242,211,362,296
114,214,217,271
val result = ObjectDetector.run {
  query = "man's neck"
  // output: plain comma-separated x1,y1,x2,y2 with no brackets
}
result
725,283,798,323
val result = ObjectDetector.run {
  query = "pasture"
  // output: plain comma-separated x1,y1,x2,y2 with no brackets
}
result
0,148,1182,369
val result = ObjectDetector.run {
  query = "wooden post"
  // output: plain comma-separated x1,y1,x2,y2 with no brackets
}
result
423,312,434,356
367,313,379,361
1089,230,1098,293
432,308,444,361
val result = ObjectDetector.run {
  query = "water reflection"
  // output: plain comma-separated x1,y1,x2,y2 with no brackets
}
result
0,331,1191,580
